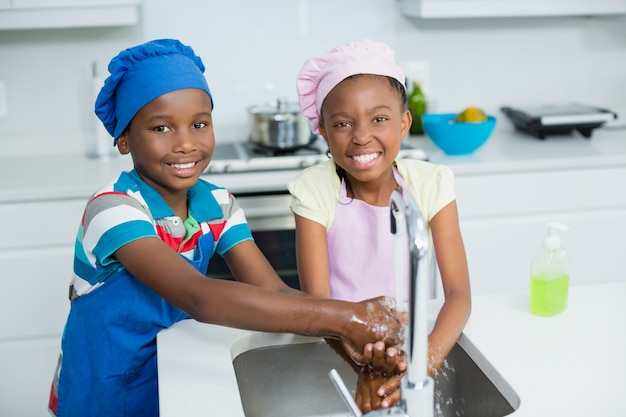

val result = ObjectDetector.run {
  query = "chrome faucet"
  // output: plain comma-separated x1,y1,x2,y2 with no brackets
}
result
387,187,434,417
329,187,434,417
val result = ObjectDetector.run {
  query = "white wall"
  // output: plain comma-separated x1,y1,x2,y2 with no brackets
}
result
393,14,626,113
0,0,625,155
141,0,397,132
0,24,144,154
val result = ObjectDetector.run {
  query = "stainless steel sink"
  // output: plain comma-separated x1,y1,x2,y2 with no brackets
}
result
230,332,520,417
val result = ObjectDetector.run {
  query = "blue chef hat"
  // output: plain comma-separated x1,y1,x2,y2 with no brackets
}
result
95,38,213,144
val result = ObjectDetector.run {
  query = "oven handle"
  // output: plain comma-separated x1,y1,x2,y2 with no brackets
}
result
243,205,292,219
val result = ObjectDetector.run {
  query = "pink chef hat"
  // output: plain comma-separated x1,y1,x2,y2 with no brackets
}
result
296,39,405,134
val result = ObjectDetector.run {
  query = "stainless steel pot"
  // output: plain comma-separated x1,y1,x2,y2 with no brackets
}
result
248,99,315,150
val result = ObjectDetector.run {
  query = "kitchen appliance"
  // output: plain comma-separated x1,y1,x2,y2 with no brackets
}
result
248,99,315,150
205,135,328,175
501,103,617,139
205,135,428,175
202,136,428,288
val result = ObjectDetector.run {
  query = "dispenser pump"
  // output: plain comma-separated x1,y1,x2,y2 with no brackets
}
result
543,222,569,250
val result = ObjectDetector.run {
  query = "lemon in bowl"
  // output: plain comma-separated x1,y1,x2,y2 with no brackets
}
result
422,109,496,155
454,107,488,123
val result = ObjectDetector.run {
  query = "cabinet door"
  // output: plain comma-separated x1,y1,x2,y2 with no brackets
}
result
454,166,626,295
461,209,626,295
0,337,61,417
0,199,85,250
455,166,626,220
12,0,139,8
0,246,72,339
398,0,626,18
2,0,141,29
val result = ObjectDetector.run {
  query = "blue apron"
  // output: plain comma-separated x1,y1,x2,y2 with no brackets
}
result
55,233,213,417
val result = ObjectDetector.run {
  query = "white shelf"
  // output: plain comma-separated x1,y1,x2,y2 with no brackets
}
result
398,0,626,18
0,1,140,30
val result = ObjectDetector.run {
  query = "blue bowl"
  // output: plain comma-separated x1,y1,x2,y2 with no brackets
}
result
422,113,496,155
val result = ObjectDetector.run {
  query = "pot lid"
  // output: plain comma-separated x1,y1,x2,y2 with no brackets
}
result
249,99,300,115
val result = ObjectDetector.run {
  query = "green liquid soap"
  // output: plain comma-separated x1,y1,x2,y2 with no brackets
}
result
530,273,569,316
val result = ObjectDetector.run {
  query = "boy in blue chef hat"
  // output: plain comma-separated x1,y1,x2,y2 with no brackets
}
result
48,39,404,417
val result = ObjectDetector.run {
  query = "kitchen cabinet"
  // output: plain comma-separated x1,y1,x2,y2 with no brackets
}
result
0,0,141,30
0,338,61,417
455,165,626,295
12,0,137,6
0,199,84,417
398,0,626,18
0,152,131,416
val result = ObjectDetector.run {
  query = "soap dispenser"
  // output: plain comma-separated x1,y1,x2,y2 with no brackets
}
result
530,222,570,317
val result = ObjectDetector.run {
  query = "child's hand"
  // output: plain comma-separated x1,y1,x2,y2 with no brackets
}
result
362,342,407,374
342,296,403,355
355,369,404,412
352,342,406,411
339,340,406,372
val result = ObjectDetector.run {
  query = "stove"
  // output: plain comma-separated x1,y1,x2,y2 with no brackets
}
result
205,136,428,174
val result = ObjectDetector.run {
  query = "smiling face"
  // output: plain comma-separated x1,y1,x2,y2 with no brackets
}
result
116,88,215,208
319,74,411,195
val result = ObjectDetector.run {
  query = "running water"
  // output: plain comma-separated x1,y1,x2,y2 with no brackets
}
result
432,358,467,417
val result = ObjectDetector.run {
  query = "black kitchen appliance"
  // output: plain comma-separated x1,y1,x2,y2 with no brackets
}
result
501,103,617,139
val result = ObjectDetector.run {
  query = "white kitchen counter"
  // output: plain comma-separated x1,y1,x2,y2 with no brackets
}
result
157,282,626,417
409,122,626,175
1,120,625,202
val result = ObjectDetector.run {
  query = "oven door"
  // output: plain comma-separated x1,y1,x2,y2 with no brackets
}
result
205,192,301,289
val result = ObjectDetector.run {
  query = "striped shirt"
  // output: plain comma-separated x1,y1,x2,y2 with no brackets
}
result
69,169,252,299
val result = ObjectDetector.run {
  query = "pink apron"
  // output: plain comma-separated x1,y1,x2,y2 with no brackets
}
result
327,168,404,302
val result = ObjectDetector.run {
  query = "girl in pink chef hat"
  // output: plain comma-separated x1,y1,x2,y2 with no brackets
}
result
289,39,472,412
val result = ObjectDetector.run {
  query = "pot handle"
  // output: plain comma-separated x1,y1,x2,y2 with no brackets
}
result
274,98,288,112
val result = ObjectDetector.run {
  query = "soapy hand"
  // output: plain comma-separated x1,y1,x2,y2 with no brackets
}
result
364,341,406,374
341,340,407,371
341,296,403,359
338,297,406,412
354,341,406,411
356,370,404,412
356,371,385,412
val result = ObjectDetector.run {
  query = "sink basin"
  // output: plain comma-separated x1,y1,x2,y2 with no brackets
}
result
231,332,520,417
